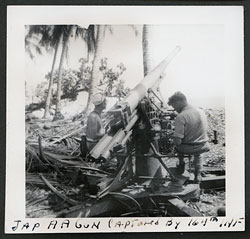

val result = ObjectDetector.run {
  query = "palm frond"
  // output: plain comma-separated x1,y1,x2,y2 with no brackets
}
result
75,26,87,39
86,25,96,56
25,36,42,59
35,45,42,55
25,46,35,59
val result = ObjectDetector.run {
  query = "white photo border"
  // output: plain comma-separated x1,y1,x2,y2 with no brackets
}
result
6,5,244,233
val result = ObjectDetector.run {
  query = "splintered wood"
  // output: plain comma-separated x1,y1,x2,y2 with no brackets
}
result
25,109,225,218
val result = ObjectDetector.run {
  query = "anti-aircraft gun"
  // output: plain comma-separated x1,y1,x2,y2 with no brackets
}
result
57,46,225,218
84,46,183,197
61,46,217,218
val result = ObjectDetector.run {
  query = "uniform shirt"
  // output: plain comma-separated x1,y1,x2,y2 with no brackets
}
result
86,111,104,141
173,105,209,144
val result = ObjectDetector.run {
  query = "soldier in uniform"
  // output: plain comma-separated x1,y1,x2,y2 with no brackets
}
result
168,91,210,183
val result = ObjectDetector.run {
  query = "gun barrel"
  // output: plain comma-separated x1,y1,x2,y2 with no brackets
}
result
100,112,139,160
90,110,139,160
124,46,181,112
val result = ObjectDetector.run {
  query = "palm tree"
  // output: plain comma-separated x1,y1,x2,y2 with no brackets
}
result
75,25,96,92
37,26,65,119
43,33,62,118
84,25,106,114
53,25,74,121
142,24,154,76
26,25,90,119
25,35,42,60
138,24,162,178
78,24,96,62
26,25,66,119
25,25,47,59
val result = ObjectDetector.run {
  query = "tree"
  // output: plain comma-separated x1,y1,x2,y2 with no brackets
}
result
26,24,92,119
43,33,62,118
53,25,74,121
25,25,67,118
142,24,154,76
137,24,162,178
79,57,92,91
50,68,82,101
25,34,42,60
84,25,106,114
25,25,45,59
79,25,96,62
34,57,126,107
99,58,127,97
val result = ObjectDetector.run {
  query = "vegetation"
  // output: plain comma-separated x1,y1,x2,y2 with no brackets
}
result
26,57,128,115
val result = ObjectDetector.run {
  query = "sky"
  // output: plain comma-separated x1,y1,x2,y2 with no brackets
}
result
25,24,225,108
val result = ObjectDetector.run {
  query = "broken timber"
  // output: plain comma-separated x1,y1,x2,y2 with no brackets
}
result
56,196,122,218
58,180,201,218
53,166,225,218
39,174,79,206
167,198,202,216
200,175,225,190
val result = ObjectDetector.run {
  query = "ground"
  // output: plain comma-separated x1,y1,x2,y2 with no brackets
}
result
25,107,225,217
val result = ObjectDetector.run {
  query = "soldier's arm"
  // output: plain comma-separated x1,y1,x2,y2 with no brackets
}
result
172,115,185,145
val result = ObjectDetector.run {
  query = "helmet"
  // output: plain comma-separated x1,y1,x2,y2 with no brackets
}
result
92,93,106,106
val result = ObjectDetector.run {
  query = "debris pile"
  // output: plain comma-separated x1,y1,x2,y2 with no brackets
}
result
204,108,225,169
25,108,226,218
205,108,225,144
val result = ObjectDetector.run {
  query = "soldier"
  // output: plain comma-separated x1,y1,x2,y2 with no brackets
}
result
86,93,107,151
80,93,107,157
168,91,210,183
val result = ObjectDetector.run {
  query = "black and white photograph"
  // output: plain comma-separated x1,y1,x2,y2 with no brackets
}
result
6,6,244,233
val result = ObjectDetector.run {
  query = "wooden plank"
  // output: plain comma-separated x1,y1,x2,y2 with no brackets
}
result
149,183,200,201
60,197,122,218
168,198,202,216
49,126,85,145
39,174,78,206
200,175,225,190
202,167,225,175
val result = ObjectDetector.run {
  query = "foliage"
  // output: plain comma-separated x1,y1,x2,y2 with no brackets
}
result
25,25,44,59
99,58,130,98
34,81,49,102
47,69,82,101
79,58,92,91
31,58,129,107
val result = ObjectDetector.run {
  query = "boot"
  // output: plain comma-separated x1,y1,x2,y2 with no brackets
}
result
176,161,185,175
193,155,202,184
194,169,202,184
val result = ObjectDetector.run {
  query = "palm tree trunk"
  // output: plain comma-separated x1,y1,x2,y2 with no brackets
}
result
142,25,154,76
136,24,163,178
53,26,73,121
85,25,105,114
43,36,61,119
